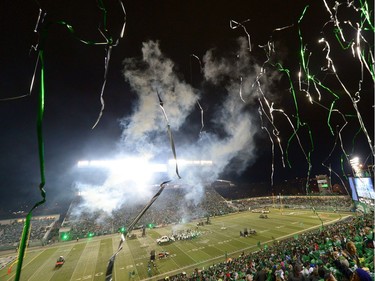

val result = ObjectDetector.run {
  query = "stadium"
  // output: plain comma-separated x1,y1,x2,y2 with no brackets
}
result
0,163,374,280
1,1,374,281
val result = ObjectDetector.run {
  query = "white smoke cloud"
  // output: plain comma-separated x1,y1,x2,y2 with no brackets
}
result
74,37,278,215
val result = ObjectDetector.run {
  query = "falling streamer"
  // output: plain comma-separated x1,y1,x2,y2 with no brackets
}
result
306,1,374,157
321,126,352,197
0,8,46,101
105,181,171,281
197,100,205,134
157,91,181,179
190,54,205,134
15,49,47,281
230,19,252,51
6,2,127,279
258,106,275,186
239,76,246,103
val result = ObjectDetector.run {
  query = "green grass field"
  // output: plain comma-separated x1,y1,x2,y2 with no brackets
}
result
0,209,349,281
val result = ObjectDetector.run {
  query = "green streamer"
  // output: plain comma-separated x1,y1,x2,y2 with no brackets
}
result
14,50,46,281
360,52,375,81
297,5,309,71
334,28,353,50
359,0,375,31
274,63,302,168
326,101,336,136
12,1,126,278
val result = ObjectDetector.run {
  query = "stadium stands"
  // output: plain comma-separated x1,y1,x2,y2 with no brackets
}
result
0,216,59,250
61,186,234,239
0,187,373,281
165,214,374,281
232,195,354,213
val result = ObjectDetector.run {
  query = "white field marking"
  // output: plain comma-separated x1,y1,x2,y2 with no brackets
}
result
191,246,205,252
208,224,249,247
275,225,285,229
117,234,143,280
69,240,91,281
82,240,101,278
133,254,149,260
197,239,210,244
284,211,308,216
27,248,62,281
5,247,62,281
17,252,55,280
112,235,123,281
141,215,351,281
167,239,201,265
291,222,299,224
259,230,269,233
154,249,180,270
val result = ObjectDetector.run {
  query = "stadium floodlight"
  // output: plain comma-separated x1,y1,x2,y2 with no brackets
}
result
349,157,359,166
350,156,362,177
77,158,168,173
168,159,213,166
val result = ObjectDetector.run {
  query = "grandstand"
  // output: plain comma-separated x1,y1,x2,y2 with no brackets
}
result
60,186,234,241
0,215,60,251
0,186,373,281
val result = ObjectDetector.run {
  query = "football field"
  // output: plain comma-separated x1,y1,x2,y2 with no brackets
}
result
0,209,349,281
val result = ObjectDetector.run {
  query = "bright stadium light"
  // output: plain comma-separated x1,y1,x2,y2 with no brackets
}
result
168,159,213,166
77,158,168,173
350,156,362,177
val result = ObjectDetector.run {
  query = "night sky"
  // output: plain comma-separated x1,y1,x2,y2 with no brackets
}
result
0,0,373,217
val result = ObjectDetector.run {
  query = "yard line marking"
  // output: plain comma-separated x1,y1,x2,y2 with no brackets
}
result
169,239,201,265
112,236,120,281
208,223,249,247
81,240,101,278
5,248,53,281
27,248,60,281
141,215,351,281
116,235,142,279
69,240,90,280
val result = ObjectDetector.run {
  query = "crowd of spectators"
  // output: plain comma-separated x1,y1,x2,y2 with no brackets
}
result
232,196,353,213
165,214,374,281
63,190,356,241
0,216,58,247
0,187,372,281
62,186,234,239
0,192,361,247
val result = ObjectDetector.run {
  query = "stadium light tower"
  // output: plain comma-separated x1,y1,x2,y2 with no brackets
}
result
350,157,363,177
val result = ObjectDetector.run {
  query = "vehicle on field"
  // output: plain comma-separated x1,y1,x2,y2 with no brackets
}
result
158,251,170,259
156,235,175,244
55,256,65,268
